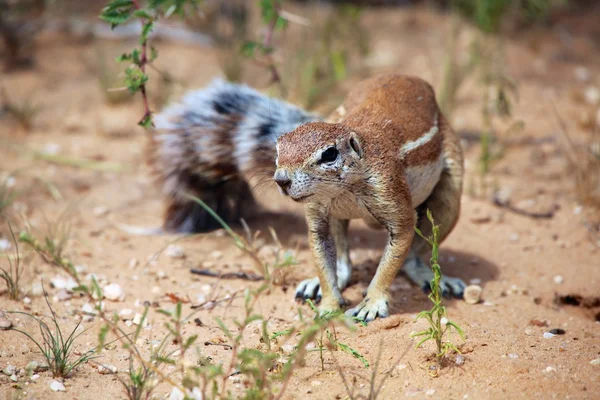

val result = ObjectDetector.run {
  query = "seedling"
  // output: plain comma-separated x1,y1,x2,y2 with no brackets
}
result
7,287,96,378
411,210,465,367
0,223,25,300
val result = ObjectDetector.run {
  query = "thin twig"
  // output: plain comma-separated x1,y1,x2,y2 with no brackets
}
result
492,195,557,219
190,268,264,281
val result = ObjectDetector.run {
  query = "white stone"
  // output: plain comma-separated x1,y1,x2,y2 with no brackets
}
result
574,66,590,82
553,275,564,284
129,258,138,268
584,86,600,105
119,308,134,319
166,244,185,259
543,332,555,339
23,297,31,305
426,389,436,396
50,276,78,291
97,364,117,374
93,206,109,216
210,250,223,259
103,283,125,301
30,282,44,297
50,380,66,392
455,355,465,365
0,239,10,251
43,143,61,155
31,374,40,381
545,366,557,373
132,313,149,327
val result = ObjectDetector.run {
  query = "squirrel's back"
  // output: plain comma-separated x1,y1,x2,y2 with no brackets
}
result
147,79,319,233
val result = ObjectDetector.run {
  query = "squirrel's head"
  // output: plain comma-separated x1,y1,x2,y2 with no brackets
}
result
273,122,364,203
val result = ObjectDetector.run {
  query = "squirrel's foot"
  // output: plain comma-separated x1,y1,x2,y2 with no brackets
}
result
295,274,350,304
345,294,389,322
403,255,466,298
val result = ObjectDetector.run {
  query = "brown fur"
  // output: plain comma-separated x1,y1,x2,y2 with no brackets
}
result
275,73,464,321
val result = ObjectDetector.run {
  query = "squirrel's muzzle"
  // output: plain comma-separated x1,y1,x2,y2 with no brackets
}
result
273,170,292,194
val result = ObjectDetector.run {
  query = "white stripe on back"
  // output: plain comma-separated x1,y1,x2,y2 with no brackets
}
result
398,113,439,158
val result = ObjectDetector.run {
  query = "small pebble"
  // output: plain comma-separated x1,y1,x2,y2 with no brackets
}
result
545,366,557,373
10,374,18,382
524,329,533,336
464,285,483,305
509,233,520,242
553,275,564,285
151,286,161,295
426,389,436,396
590,358,600,366
31,374,40,381
311,380,322,386
398,364,407,370
3,365,16,376
132,313,149,327
93,206,109,216
469,278,482,285
574,66,590,82
549,328,566,335
129,258,138,268
543,332,555,339
55,289,73,302
23,297,32,305
584,86,600,105
97,364,117,374
103,283,126,301
0,311,13,330
508,353,518,359
31,282,44,296
119,308,134,320
166,244,185,259
50,380,66,392
0,238,10,251
50,276,78,291
455,355,465,365
210,250,223,259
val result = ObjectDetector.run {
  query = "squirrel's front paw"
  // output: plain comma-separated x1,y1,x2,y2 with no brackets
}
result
345,295,389,322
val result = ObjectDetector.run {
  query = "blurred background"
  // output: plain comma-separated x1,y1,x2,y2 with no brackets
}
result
1,0,599,232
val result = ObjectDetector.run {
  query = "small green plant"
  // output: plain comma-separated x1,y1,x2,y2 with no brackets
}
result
185,193,298,284
0,174,17,219
99,0,201,127
305,299,369,371
7,287,96,378
1,223,24,300
411,210,465,368
241,0,288,97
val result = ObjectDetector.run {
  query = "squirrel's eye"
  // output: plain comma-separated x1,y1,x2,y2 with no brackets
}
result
319,147,338,164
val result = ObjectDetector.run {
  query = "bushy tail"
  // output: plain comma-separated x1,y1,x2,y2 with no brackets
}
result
147,79,320,233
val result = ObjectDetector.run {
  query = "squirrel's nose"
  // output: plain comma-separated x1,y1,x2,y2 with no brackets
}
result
274,170,292,191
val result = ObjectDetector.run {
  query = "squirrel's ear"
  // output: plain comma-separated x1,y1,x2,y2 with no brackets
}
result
348,132,362,158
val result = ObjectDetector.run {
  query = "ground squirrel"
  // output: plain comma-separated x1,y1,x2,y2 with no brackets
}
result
149,73,466,321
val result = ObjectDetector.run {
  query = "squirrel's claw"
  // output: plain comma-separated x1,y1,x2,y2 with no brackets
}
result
345,297,390,323
295,277,322,304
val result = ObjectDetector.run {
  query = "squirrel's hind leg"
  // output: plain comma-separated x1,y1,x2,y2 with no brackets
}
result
405,118,466,297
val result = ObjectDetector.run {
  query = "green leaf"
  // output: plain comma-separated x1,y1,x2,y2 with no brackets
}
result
133,9,154,20
100,0,134,29
139,113,154,129
124,66,148,92
241,41,261,57
140,21,155,44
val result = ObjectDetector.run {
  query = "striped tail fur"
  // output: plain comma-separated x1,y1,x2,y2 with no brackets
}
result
147,79,320,233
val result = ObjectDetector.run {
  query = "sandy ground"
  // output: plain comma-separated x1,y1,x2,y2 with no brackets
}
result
1,4,599,400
